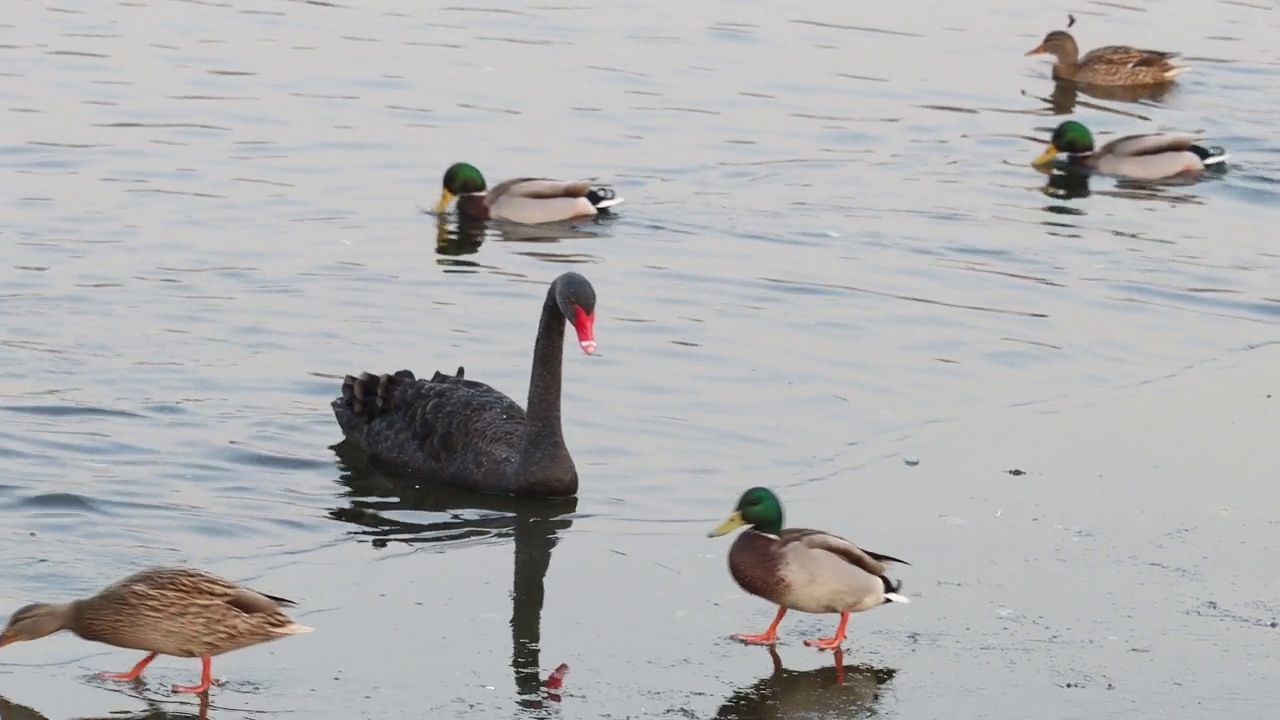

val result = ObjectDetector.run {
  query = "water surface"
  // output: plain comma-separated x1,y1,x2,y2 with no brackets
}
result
1,0,1277,718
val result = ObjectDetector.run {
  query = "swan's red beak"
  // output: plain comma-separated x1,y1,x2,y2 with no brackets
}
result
573,306,596,355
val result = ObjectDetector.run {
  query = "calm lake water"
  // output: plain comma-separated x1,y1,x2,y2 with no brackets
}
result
2,0,1277,718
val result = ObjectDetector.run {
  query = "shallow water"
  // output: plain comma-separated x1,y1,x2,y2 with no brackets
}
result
1,0,1278,718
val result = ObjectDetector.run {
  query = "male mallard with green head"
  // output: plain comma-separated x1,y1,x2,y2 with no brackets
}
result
1026,30,1185,85
1033,120,1229,180
0,567,311,694
708,487,910,650
434,162,623,224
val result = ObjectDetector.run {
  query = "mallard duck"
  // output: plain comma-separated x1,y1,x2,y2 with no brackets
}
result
333,271,597,498
0,567,311,694
434,162,623,224
1025,31,1185,85
1033,120,1230,180
707,487,909,650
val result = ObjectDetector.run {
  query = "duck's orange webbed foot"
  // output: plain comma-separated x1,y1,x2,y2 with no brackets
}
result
171,655,214,694
731,606,787,645
803,611,850,651
732,629,781,645
803,635,844,650
98,652,158,682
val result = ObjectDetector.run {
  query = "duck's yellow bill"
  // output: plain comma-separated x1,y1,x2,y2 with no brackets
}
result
1032,144,1059,166
708,511,746,538
434,189,455,215
1024,44,1046,56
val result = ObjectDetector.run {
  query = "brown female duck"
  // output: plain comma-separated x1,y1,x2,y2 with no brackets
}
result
1026,30,1186,85
708,487,910,650
0,567,311,694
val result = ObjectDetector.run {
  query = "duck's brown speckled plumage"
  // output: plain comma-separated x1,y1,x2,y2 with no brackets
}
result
0,566,310,693
68,567,307,657
1027,30,1185,86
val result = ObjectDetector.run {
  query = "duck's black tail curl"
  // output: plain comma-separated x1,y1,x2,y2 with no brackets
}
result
1191,144,1230,166
586,187,624,210
881,576,911,604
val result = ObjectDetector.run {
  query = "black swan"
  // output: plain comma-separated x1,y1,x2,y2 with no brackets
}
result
331,272,596,498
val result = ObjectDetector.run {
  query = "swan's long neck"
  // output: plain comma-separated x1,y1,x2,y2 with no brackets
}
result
511,278,579,497
525,287,566,433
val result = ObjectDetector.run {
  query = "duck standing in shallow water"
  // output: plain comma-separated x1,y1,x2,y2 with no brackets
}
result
332,271,597,498
708,487,910,650
1033,121,1230,180
434,162,623,224
0,567,311,694
1025,30,1185,86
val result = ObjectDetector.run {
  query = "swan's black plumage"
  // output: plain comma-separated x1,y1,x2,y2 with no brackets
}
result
331,272,596,498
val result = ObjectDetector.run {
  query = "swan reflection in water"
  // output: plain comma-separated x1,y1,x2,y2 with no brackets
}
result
714,646,897,720
433,213,610,266
0,693,209,720
329,439,574,707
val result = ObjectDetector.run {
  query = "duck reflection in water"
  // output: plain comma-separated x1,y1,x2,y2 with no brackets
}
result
0,693,210,720
714,646,896,719
1038,165,1093,201
1041,79,1174,115
1036,162,1213,206
329,440,574,706
433,212,612,264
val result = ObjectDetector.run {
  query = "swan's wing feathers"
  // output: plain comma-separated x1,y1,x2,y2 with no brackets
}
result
424,366,512,400
429,366,464,383
400,379,526,463
333,369,526,470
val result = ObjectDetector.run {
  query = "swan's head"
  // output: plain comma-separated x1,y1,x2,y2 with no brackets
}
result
554,272,597,355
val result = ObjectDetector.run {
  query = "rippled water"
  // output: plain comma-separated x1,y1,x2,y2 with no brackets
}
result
2,0,1278,718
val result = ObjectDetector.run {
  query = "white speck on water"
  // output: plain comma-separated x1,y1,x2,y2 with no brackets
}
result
904,455,920,467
